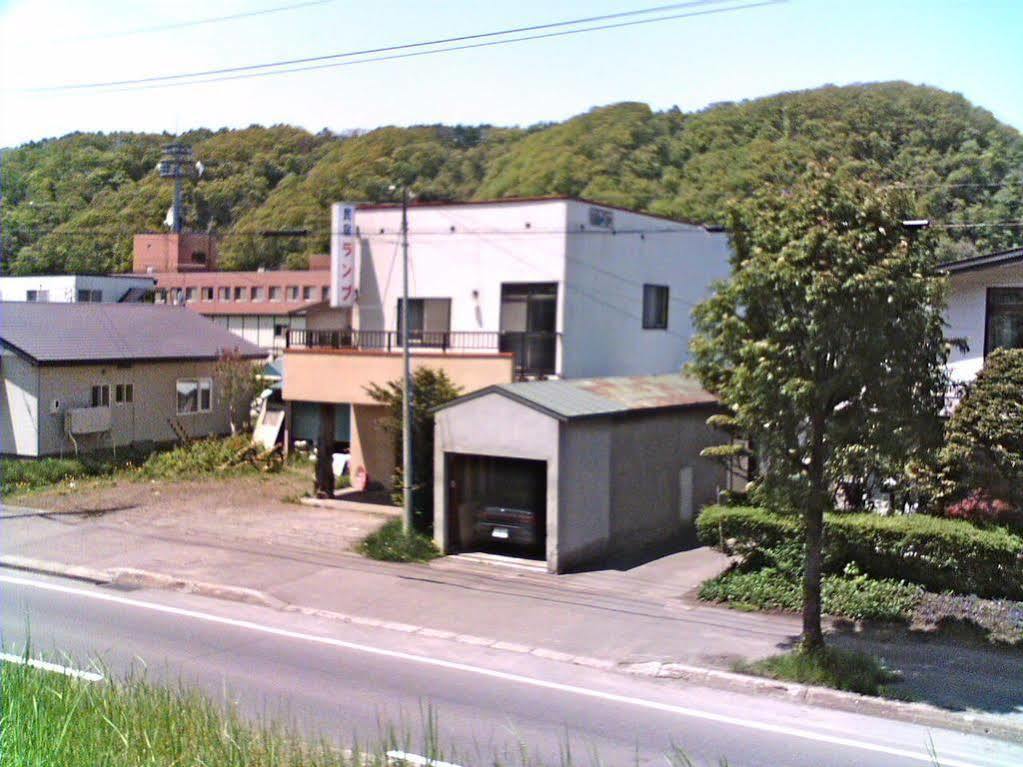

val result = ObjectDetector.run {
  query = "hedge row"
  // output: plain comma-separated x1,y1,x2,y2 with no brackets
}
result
697,505,1023,600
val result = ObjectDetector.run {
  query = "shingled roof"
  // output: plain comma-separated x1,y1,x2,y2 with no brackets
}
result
0,302,263,365
435,373,719,421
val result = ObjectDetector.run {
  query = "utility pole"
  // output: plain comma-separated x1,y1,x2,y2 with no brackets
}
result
400,186,413,534
158,143,195,233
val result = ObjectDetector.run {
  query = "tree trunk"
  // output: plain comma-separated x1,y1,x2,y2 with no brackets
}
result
315,403,335,498
801,498,825,651
802,415,827,652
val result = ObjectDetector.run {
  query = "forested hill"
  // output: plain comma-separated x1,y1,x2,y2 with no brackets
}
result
3,82,1021,275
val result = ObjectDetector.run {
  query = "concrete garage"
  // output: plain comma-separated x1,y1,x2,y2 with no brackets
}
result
433,374,732,573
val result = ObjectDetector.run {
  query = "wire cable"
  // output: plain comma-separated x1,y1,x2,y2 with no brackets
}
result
19,0,779,93
61,0,332,42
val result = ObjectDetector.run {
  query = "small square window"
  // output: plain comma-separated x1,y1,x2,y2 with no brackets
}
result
114,383,134,404
185,287,197,302
269,286,282,302
642,284,669,330
287,286,299,301
251,287,264,301
321,286,329,301
201,287,214,301
234,287,244,301
218,287,231,301
302,286,313,300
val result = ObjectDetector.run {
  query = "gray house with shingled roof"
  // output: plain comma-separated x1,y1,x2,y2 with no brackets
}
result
1,302,263,457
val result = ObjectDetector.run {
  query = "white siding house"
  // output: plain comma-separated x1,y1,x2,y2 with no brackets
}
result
943,248,1023,384
0,275,155,304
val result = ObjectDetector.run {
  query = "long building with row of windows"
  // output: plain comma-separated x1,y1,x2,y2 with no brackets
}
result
133,232,342,350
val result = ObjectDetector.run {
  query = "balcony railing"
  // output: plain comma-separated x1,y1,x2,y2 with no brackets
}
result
286,328,560,378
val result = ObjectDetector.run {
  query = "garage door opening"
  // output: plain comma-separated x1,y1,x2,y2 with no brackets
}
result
446,454,546,560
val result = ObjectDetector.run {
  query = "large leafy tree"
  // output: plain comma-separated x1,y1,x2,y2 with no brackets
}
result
691,168,950,649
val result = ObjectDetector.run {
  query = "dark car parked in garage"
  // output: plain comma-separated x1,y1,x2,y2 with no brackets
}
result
473,505,540,547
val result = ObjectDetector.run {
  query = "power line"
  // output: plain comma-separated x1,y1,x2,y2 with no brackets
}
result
19,0,779,93
61,0,332,42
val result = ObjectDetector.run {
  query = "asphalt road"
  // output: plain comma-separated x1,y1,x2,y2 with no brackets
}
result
2,570,1021,767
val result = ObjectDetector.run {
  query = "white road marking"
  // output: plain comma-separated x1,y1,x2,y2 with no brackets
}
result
387,750,465,767
0,573,1006,767
0,650,103,682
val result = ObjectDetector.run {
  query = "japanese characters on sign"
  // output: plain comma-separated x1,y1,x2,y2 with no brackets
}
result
330,202,357,307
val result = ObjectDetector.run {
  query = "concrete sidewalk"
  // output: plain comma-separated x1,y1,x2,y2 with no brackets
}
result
3,498,1022,736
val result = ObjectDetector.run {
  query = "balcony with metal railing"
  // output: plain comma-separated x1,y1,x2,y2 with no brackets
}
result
285,328,560,379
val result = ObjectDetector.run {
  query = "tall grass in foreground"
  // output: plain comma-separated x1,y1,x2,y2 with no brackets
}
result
1,660,355,767
0,657,743,767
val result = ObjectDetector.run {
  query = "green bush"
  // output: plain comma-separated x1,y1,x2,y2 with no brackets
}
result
357,519,440,563
938,348,1023,509
699,567,922,622
697,505,1023,600
736,646,901,697
138,436,252,479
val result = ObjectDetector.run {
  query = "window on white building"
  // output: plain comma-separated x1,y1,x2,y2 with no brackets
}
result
176,378,212,414
77,289,103,302
397,298,451,344
91,384,110,407
642,284,669,330
26,290,49,302
986,288,1023,354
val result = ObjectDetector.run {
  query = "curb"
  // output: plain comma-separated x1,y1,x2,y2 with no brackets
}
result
0,555,112,585
621,660,1023,744
2,555,1020,744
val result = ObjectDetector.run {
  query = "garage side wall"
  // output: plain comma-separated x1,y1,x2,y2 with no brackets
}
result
556,419,612,573
607,407,727,558
1,350,40,457
433,393,559,562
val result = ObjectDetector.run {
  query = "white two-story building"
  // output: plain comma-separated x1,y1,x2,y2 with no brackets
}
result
282,197,732,487
942,246,1023,386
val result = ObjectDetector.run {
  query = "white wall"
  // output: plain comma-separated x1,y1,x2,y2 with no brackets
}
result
211,314,306,352
0,275,153,303
563,202,731,377
349,200,731,379
354,201,568,339
945,263,1023,383
0,349,40,456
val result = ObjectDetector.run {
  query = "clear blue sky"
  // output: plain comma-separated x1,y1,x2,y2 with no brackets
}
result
1,0,1021,146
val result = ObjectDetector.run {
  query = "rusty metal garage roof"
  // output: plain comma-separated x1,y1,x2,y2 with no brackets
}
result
436,374,718,421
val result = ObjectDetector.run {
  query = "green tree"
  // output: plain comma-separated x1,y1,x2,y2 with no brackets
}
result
690,168,949,649
937,348,1023,510
365,368,462,533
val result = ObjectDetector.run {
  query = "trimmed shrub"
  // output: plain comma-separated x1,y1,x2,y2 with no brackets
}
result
697,505,1023,600
699,567,922,622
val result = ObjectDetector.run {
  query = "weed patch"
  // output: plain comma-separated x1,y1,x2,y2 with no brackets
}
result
357,519,439,563
736,646,902,697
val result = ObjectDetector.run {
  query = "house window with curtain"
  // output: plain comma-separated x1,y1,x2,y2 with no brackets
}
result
985,288,1023,355
176,378,212,414
642,284,669,329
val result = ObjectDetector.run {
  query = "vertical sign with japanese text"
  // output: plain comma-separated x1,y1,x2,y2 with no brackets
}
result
330,202,357,307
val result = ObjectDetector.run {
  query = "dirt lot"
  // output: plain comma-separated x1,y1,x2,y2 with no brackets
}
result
9,469,392,557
